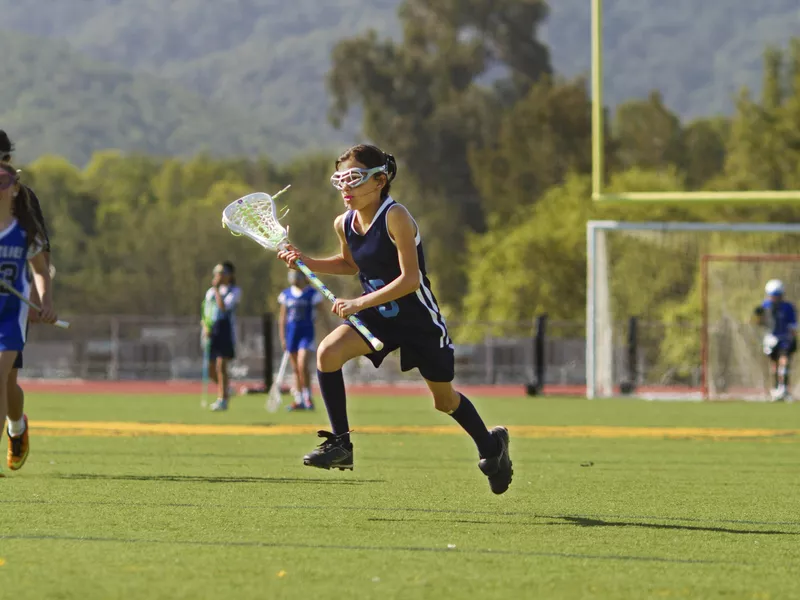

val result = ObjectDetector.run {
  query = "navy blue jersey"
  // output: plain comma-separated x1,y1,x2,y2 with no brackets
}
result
344,197,451,348
762,299,797,342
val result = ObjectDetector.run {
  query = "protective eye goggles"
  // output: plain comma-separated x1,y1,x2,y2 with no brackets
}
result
330,166,387,191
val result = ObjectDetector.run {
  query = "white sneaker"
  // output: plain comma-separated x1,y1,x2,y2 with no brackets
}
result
210,398,229,411
771,387,782,401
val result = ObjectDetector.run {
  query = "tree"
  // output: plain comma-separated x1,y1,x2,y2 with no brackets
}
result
327,0,553,309
614,91,685,174
469,76,594,225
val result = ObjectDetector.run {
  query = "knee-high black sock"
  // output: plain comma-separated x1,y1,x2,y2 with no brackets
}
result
317,370,350,445
449,394,498,458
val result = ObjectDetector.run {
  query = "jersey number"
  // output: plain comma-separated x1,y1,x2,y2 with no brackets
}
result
0,263,18,295
368,279,399,318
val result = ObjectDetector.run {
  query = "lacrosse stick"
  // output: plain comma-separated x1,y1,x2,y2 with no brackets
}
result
222,189,384,351
200,336,211,408
0,278,70,329
266,350,290,412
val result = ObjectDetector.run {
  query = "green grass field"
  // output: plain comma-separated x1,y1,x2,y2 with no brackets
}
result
1,392,799,599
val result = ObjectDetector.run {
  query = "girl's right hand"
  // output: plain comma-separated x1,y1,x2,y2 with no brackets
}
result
277,244,303,270
38,301,58,325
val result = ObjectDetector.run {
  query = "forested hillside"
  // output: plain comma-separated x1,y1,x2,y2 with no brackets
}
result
0,32,298,166
1,0,797,165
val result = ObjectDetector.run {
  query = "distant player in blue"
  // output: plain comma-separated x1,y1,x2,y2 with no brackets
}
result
754,279,797,401
278,271,323,411
201,261,242,412
278,144,512,494
0,162,58,476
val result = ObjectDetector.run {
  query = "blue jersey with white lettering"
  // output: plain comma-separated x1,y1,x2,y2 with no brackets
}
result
762,299,797,342
278,286,321,326
344,197,451,348
0,219,37,351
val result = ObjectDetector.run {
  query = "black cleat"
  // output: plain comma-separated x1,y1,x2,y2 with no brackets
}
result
303,430,354,471
478,426,513,495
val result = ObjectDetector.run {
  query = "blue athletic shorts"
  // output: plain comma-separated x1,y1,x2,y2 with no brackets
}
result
286,323,315,353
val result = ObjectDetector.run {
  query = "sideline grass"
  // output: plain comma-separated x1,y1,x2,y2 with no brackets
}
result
1,393,799,599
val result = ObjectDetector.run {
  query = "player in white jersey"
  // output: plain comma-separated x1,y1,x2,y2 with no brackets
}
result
201,262,242,411
0,162,58,477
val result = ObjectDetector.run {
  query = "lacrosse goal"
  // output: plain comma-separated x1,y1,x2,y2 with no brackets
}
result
587,221,800,400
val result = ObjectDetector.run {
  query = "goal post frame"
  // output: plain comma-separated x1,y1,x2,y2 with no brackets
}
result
589,0,800,204
587,221,800,399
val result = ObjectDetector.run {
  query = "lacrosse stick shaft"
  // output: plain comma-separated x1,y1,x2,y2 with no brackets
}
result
294,259,384,351
201,338,210,407
0,278,70,329
267,350,291,412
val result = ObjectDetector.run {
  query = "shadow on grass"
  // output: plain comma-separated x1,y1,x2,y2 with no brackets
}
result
58,473,384,485
366,515,799,536
0,533,747,565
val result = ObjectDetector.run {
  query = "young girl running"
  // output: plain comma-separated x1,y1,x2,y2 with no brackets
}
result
0,162,57,476
278,144,512,494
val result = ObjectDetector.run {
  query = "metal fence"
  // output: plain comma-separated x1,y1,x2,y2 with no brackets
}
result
22,314,710,389
20,315,564,385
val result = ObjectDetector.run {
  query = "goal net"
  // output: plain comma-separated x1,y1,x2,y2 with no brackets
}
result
587,221,800,400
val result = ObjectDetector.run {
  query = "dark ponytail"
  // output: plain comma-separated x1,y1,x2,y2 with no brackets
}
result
1,162,45,250
15,187,47,251
0,130,14,162
336,144,398,200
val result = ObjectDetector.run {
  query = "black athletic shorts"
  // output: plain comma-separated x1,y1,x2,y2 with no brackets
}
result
347,309,455,383
769,338,797,361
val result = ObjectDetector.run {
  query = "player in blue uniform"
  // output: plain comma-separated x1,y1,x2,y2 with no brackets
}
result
278,144,512,494
754,279,797,401
201,262,242,411
278,271,324,411
0,162,58,476
1,131,51,472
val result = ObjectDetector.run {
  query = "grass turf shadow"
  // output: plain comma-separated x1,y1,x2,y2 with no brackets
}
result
57,473,384,485
366,515,800,536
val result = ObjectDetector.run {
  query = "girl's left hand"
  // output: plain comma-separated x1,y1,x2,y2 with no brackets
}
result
332,298,362,318
38,302,58,324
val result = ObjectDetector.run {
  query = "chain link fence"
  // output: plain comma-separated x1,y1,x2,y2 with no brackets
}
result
23,314,698,389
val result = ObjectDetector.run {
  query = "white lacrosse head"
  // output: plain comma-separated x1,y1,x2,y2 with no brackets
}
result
764,334,779,355
222,191,290,251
